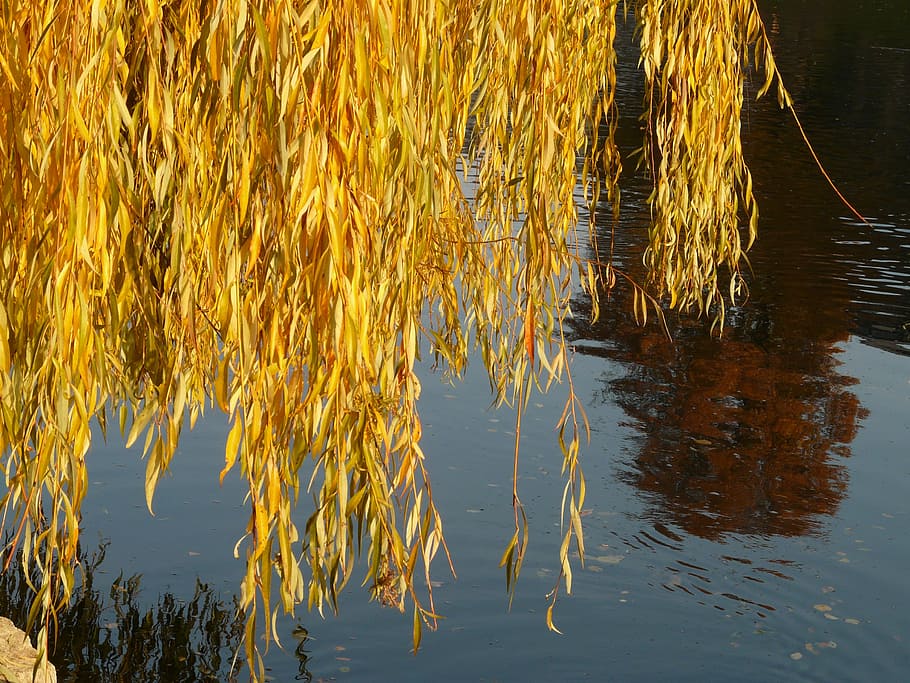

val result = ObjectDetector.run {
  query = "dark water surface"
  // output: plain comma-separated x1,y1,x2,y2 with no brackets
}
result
9,2,909,681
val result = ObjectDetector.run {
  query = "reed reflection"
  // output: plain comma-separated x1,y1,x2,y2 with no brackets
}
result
0,540,318,682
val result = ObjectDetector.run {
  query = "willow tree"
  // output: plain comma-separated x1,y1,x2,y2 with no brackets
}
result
1,0,819,678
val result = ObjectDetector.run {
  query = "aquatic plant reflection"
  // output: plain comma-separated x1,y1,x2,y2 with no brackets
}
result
0,540,308,682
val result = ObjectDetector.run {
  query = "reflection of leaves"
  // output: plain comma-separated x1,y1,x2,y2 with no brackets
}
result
0,538,266,682
292,626,312,682
106,578,243,682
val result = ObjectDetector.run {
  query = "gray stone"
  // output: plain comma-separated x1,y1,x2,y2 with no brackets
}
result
0,618,56,683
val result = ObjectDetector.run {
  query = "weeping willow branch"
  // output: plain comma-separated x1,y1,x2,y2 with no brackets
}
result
0,1,846,679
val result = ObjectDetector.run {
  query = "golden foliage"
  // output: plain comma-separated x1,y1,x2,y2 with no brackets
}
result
636,0,785,326
0,0,792,677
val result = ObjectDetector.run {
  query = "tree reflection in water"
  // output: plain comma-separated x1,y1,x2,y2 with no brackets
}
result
570,251,867,540
568,16,878,536
0,540,314,682
581,308,865,539
567,0,908,544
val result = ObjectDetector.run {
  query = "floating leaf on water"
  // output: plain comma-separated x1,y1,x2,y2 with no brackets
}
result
593,555,625,565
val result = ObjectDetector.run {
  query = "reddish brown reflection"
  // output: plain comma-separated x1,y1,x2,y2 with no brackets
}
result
574,301,866,539
570,151,872,538
569,170,870,541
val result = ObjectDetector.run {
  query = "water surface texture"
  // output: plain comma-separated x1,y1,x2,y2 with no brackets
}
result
9,1,909,681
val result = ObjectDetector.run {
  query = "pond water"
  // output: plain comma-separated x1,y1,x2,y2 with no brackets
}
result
5,1,909,681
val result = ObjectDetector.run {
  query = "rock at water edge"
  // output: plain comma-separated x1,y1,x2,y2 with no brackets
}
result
0,618,57,683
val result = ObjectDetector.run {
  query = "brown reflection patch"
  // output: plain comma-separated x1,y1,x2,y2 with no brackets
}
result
572,291,867,540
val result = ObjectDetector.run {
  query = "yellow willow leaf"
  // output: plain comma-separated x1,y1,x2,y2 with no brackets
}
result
545,602,562,634
251,4,271,70
254,504,269,554
412,605,422,652
145,439,164,513
344,484,368,516
112,82,133,133
0,300,10,375
238,153,253,221
125,403,156,449
215,355,230,412
562,550,573,595
499,531,517,569
69,97,92,143
0,49,16,86
523,300,535,365
173,372,188,420
246,215,262,276
148,66,161,140
222,417,242,484
267,466,281,513
571,507,584,561
299,46,321,73
308,6,332,53
353,31,368,95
